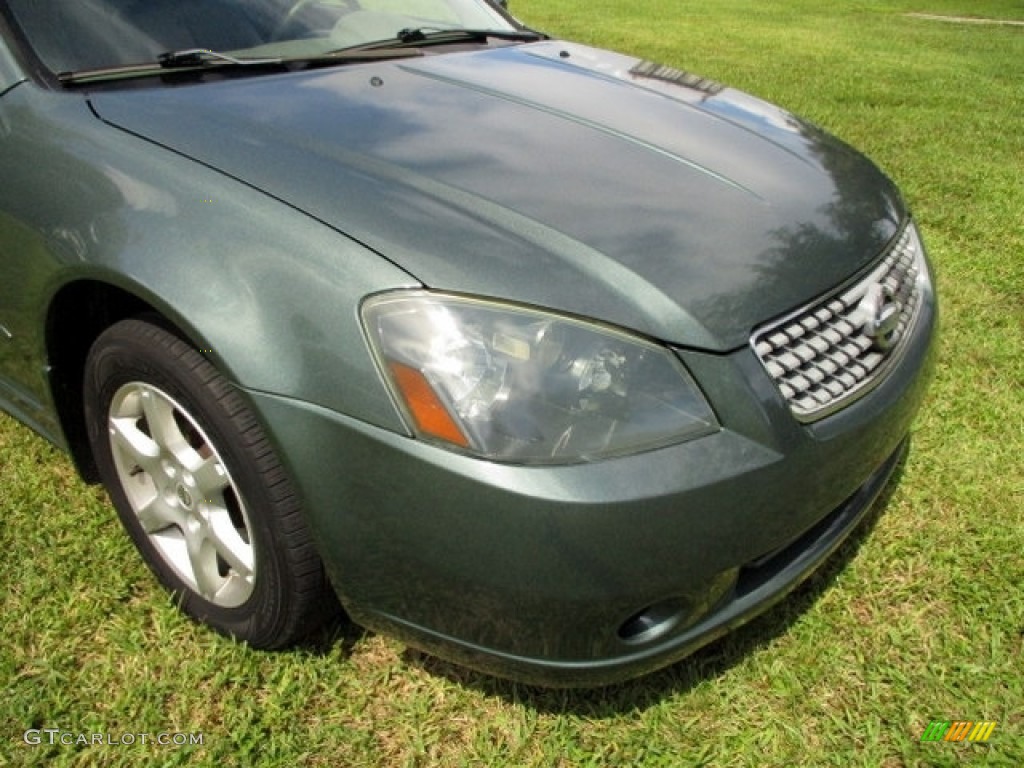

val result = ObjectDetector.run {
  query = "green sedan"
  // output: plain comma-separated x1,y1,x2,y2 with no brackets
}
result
0,0,936,685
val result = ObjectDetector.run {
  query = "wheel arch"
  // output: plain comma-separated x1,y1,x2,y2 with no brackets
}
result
45,278,203,482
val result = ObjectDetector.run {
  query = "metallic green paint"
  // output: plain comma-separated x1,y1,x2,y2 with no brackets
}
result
0,86,417,442
246,287,934,684
0,33,22,95
89,42,905,352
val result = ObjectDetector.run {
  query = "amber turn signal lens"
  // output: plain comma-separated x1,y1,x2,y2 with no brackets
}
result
388,361,471,448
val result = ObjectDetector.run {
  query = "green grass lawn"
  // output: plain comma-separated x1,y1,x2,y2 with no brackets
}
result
2,1,1022,766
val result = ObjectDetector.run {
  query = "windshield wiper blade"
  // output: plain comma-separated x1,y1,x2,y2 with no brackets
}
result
59,48,283,84
58,47,424,85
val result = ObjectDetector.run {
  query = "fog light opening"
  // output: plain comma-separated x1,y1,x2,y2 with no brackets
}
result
617,598,688,645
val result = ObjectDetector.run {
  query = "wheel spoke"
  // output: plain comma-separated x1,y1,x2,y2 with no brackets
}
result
205,506,255,578
190,454,230,499
138,387,183,453
135,494,185,534
179,522,217,600
109,415,162,477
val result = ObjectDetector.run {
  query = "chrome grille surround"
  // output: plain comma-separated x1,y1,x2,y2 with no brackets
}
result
752,223,929,421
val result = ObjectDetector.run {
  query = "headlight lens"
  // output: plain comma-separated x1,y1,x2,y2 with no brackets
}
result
362,292,718,464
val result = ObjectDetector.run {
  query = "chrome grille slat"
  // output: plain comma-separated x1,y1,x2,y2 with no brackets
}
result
752,225,927,421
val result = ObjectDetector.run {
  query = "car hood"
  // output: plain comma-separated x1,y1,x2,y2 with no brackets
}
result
89,41,904,350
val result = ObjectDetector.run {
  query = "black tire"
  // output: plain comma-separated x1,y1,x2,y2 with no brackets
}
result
83,318,337,648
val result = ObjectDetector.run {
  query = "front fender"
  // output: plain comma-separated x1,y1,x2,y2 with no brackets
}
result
3,85,415,433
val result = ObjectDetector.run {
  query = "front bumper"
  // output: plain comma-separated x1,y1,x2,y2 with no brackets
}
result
248,275,936,687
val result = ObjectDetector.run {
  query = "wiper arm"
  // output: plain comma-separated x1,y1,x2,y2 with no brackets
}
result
156,48,282,69
395,27,546,44
336,26,546,53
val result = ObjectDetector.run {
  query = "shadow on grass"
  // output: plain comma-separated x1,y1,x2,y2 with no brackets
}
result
397,452,907,716
295,603,369,660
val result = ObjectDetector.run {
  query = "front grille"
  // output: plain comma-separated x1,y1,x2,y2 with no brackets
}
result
752,224,928,420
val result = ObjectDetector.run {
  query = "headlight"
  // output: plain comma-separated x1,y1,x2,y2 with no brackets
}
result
362,292,718,464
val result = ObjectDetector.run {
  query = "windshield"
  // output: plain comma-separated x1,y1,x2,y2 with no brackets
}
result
5,0,517,75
